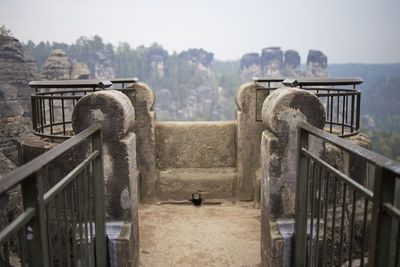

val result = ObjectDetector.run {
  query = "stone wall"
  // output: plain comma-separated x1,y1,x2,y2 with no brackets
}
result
155,121,236,169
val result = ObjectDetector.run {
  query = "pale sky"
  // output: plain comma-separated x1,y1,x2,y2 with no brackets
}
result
1,0,399,63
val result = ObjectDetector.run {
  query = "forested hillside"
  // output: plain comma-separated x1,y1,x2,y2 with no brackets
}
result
328,64,400,161
20,36,400,161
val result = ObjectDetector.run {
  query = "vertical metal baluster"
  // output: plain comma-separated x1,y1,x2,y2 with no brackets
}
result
82,167,90,266
342,95,346,135
330,95,333,133
46,205,54,265
348,190,357,267
18,227,27,265
61,95,66,135
75,177,84,264
70,183,77,266
322,171,330,266
39,98,44,133
42,98,47,129
326,94,330,130
336,95,340,126
356,93,361,130
314,166,324,267
309,161,317,265
92,127,107,266
87,165,94,265
350,95,355,133
360,199,369,267
55,195,63,266
49,98,53,134
63,190,71,267
338,183,347,265
330,178,338,267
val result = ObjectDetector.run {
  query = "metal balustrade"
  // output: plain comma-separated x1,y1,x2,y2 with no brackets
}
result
254,77,363,137
29,78,138,139
0,124,107,266
294,122,400,267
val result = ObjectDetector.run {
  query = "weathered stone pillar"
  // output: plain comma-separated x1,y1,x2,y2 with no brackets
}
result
72,90,139,266
260,87,325,266
123,82,157,203
236,82,268,201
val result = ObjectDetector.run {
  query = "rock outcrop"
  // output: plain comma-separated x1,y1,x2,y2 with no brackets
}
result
261,47,283,77
0,35,34,167
41,49,72,80
179,49,214,77
239,53,262,81
71,62,90,79
148,45,168,78
306,49,328,77
239,47,329,81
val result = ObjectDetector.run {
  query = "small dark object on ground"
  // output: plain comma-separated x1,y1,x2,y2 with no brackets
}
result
191,193,202,206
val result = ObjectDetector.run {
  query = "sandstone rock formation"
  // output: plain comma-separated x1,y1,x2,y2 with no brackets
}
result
0,35,34,170
239,47,329,81
179,48,214,77
283,50,301,76
71,62,90,79
41,49,72,80
148,45,168,78
239,53,262,81
261,47,283,77
306,49,328,77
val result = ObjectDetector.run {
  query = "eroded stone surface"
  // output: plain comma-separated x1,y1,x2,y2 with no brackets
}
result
156,121,236,169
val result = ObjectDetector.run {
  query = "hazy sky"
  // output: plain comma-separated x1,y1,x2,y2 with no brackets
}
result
1,0,399,63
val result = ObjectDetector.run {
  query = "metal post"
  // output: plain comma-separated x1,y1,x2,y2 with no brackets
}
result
21,173,49,267
92,126,107,266
368,167,396,266
293,126,309,267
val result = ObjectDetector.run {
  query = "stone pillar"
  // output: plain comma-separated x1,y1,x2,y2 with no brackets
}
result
72,90,139,266
260,87,325,266
124,82,157,203
236,82,268,201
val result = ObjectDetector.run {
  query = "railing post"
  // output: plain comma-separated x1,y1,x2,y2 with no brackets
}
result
293,126,309,267
92,126,107,266
21,173,49,267
368,167,396,266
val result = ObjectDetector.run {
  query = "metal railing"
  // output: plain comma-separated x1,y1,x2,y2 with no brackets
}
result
254,77,363,137
293,122,400,267
0,124,107,266
29,78,138,139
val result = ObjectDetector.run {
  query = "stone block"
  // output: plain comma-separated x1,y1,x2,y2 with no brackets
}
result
155,121,236,169
158,167,236,201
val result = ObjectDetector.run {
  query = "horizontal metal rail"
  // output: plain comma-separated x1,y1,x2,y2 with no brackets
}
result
0,123,107,266
293,121,400,267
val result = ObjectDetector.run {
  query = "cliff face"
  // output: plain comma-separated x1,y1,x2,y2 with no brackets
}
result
41,49,72,80
179,49,214,77
0,35,34,169
239,47,328,81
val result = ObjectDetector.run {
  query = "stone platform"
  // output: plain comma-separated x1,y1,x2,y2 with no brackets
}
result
139,203,261,266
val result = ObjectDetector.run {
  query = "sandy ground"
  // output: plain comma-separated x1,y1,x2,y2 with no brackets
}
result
139,203,261,267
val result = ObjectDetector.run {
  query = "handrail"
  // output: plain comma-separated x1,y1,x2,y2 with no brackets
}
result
293,121,400,267
0,123,107,266
29,79,113,89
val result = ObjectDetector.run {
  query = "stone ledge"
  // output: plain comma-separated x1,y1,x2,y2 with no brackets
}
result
158,167,237,201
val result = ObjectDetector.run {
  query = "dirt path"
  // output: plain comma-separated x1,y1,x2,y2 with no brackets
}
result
139,203,261,267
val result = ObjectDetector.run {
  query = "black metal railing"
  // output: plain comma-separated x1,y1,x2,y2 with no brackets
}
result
0,124,107,266
293,122,400,266
29,78,138,139
254,77,363,137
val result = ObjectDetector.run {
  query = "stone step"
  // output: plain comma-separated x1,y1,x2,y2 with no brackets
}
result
157,167,237,201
